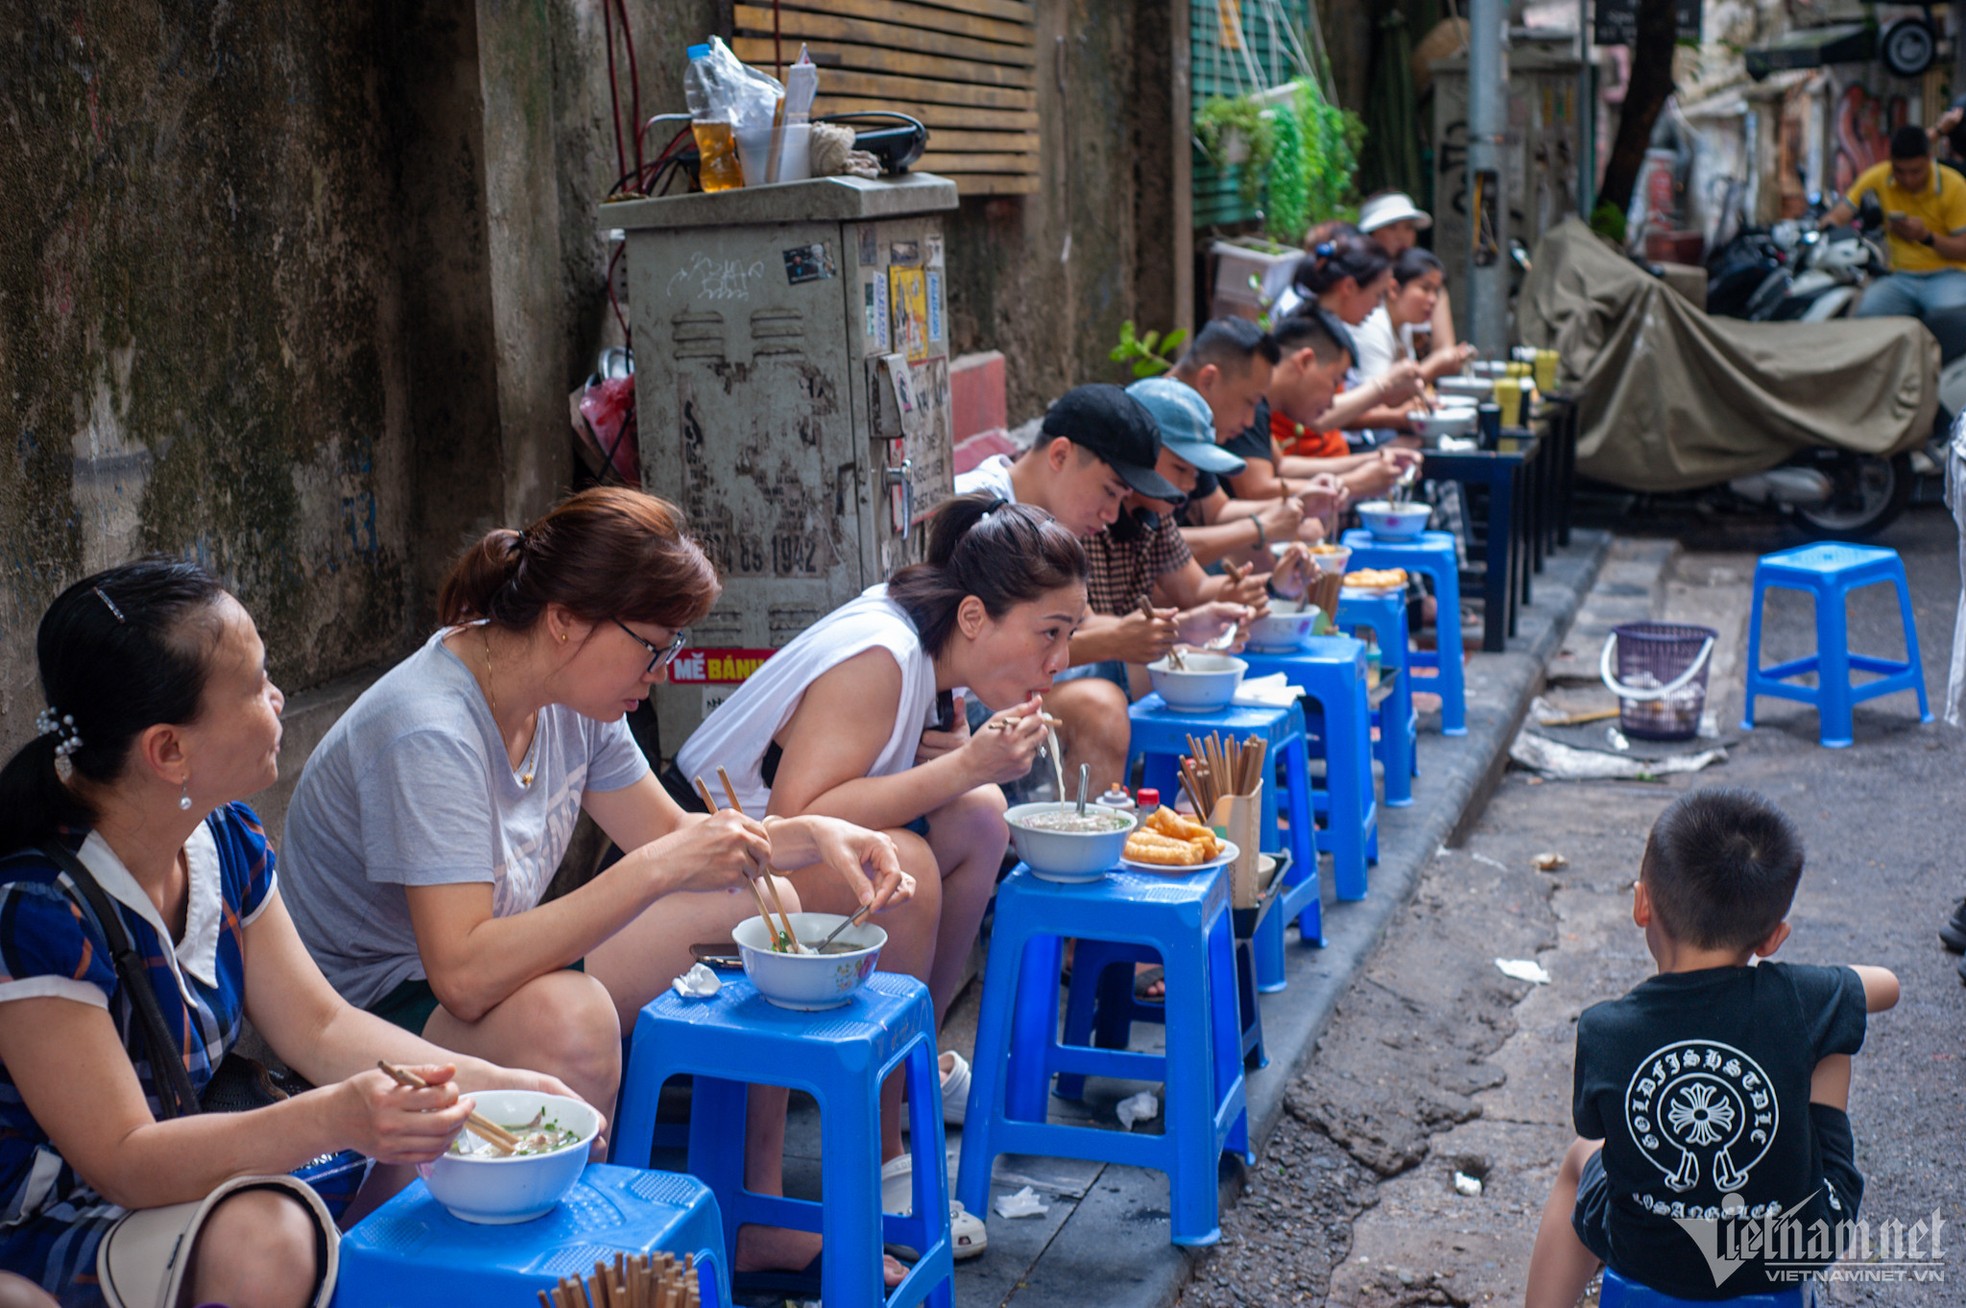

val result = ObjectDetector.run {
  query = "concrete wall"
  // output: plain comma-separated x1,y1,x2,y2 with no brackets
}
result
0,0,1182,825
940,0,1187,424
0,3,416,791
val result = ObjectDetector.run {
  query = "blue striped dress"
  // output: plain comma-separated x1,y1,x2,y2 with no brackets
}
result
0,803,275,1306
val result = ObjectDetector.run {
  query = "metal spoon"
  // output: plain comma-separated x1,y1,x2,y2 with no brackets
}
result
813,902,875,953
1076,763,1090,817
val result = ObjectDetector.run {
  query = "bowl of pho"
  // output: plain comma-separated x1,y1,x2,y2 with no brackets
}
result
733,910,888,1010
1004,801,1137,882
418,1089,599,1224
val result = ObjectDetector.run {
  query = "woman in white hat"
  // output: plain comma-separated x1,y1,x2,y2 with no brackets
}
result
1358,191,1459,353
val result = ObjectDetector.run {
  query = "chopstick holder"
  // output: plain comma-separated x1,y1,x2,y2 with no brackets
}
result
1207,786,1265,909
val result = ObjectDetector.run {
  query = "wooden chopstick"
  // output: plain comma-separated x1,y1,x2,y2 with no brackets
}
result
703,770,801,951
376,1061,521,1152
693,775,782,936
720,779,802,950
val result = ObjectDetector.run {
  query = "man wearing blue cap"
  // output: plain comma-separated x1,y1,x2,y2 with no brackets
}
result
947,384,1283,799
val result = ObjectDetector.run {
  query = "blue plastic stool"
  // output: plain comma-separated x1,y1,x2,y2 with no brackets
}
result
613,974,954,1308
956,865,1249,1246
1341,529,1468,735
1334,589,1418,806
335,1165,729,1307
1126,694,1319,984
1057,919,1268,1083
1241,639,1378,902
1056,849,1285,1085
1598,1266,1811,1307
1741,542,1931,748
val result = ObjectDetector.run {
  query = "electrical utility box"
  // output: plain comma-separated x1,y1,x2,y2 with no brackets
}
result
607,173,960,747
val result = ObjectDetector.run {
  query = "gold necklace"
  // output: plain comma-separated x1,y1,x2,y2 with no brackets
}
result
481,629,534,787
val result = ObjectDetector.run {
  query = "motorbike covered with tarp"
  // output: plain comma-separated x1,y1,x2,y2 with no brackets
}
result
1517,218,1936,495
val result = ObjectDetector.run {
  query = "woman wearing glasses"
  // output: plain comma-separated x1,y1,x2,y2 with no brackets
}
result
279,486,911,1285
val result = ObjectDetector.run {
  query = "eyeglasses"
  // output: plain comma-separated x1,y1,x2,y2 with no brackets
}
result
612,619,689,674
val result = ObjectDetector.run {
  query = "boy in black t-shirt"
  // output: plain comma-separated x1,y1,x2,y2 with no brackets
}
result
1524,788,1899,1306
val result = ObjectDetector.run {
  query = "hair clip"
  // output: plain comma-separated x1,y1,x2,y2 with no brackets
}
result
93,586,126,623
1313,241,1336,259
34,707,83,771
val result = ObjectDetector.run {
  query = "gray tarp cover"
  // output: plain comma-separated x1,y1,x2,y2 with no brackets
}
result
1517,218,1937,492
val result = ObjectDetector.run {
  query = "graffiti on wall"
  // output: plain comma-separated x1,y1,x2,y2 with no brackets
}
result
1831,81,1909,194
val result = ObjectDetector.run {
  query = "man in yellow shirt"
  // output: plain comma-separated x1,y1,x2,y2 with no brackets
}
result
1820,124,1966,359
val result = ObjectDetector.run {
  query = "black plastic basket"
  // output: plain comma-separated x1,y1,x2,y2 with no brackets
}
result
1600,622,1718,742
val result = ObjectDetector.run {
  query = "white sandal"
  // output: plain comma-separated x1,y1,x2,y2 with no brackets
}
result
881,1154,987,1261
939,1049,971,1126
901,1049,974,1132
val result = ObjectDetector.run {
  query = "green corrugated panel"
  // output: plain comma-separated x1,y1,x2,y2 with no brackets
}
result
1189,0,1314,228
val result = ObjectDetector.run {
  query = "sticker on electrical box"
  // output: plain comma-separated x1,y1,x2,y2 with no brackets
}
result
926,270,944,345
927,235,944,269
864,276,891,354
783,243,835,284
890,267,929,362
858,226,878,265
889,240,921,266
668,647,776,685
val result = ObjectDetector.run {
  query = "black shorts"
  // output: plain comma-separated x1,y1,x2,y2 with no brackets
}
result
1570,1144,1615,1264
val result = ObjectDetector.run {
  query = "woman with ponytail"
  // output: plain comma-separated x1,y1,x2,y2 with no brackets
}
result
674,491,1089,1259
278,486,909,1289
0,559,569,1307
1281,235,1429,444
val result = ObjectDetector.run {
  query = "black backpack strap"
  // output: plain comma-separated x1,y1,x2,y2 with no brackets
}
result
37,841,201,1120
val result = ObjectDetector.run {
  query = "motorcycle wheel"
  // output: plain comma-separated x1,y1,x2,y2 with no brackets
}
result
1791,452,1914,539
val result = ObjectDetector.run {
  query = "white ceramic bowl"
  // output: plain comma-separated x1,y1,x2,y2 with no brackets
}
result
1147,652,1247,711
417,1090,600,1225
1004,802,1136,882
1355,500,1431,541
733,911,886,1011
1245,605,1323,652
1436,376,1493,402
1410,410,1476,441
1306,544,1352,574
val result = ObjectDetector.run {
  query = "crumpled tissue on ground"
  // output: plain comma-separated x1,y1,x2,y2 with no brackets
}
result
1116,1090,1160,1130
1453,1171,1484,1196
671,963,722,999
993,1185,1050,1219
1494,958,1551,985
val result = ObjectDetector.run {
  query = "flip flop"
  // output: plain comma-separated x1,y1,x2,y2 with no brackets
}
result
1133,965,1166,1005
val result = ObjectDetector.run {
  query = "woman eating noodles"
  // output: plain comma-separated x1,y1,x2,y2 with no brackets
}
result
0,559,571,1308
278,487,910,1287
674,492,1090,1259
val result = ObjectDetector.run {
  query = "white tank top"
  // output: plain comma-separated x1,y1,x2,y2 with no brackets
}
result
674,586,939,814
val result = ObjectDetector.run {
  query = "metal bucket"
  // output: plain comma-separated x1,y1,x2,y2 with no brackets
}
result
1600,622,1717,742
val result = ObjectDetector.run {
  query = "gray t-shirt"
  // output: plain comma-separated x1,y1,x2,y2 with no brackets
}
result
281,628,650,1008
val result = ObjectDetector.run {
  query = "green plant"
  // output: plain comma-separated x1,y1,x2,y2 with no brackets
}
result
1195,94,1275,207
1110,320,1191,379
1267,96,1311,245
1589,201,1628,244
1293,77,1364,228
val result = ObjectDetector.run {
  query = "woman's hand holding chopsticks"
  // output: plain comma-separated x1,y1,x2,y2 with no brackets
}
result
335,1061,482,1164
756,814,916,916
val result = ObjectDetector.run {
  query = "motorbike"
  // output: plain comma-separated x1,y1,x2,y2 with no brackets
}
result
1686,196,1925,537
